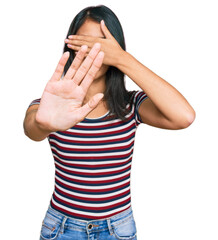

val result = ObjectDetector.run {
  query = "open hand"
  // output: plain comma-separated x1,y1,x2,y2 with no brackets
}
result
35,43,104,132
65,20,124,66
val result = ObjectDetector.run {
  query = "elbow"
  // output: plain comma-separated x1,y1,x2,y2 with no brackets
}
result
23,124,45,142
188,109,196,125
177,110,196,129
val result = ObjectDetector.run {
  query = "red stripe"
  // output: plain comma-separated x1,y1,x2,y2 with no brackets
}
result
55,173,130,189
54,155,132,168
50,200,131,220
55,163,131,177
75,115,134,130
49,131,135,145
58,122,135,137
55,184,130,202
53,193,131,211
50,140,134,153
51,148,133,161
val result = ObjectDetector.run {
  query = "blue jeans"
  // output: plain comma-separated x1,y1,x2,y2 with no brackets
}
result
40,205,137,240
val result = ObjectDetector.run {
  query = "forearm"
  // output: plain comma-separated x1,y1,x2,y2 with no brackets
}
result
116,51,195,123
23,109,52,141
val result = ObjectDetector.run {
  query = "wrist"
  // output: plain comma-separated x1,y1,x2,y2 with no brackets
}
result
34,113,54,135
115,50,131,69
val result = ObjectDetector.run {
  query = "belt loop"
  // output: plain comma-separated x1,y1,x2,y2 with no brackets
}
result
60,216,67,234
107,218,113,235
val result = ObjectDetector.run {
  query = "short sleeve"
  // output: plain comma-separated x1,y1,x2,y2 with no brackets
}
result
28,98,41,108
132,90,148,126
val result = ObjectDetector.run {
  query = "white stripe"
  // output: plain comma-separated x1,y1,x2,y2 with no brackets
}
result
55,175,130,190
66,119,135,134
52,152,132,165
56,168,131,181
55,182,130,198
49,138,134,149
50,145,134,157
54,191,130,207
50,128,136,141
55,160,131,173
51,197,131,217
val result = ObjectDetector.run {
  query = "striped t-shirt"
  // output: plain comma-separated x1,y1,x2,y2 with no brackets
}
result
29,90,148,220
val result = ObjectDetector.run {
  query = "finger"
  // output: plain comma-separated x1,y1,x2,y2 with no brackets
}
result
64,45,88,80
65,38,93,48
67,44,80,51
76,93,104,120
67,44,91,54
50,52,70,81
100,20,114,39
72,43,101,85
68,35,97,42
80,51,104,92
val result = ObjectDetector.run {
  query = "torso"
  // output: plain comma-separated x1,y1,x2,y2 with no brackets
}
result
28,90,148,221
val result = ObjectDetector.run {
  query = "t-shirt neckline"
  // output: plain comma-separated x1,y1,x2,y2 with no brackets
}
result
84,110,110,121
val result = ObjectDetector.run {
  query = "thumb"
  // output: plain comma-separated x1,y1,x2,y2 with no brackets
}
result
100,20,114,39
78,93,104,118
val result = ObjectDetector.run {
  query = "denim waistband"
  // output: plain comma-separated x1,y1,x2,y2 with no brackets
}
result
46,205,134,234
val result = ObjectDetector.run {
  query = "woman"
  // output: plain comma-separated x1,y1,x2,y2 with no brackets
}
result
23,5,195,240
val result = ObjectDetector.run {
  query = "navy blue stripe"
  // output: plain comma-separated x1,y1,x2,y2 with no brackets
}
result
54,158,132,170
55,164,131,178
55,187,130,204
51,150,133,162
55,173,130,188
55,124,136,139
49,132,135,146
50,142,134,154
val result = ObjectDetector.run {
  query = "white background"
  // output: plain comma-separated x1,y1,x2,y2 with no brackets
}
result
0,0,217,239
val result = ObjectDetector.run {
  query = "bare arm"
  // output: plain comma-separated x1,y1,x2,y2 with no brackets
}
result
23,105,52,141
116,52,196,129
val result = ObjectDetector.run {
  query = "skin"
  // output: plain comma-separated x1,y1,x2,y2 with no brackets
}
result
24,18,196,142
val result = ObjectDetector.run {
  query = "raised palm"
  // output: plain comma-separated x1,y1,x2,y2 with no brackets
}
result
36,43,104,132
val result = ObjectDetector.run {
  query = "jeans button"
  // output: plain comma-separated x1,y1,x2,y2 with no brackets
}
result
88,224,93,230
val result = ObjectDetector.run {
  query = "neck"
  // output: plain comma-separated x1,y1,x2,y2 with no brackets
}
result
83,75,106,105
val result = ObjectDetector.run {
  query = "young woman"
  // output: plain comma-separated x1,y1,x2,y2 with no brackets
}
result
23,5,195,240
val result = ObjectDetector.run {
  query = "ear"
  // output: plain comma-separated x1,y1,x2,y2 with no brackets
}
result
100,20,114,40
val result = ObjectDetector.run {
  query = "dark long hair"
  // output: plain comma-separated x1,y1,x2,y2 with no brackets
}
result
63,5,133,121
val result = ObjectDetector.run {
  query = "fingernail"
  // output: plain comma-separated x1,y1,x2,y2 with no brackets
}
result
98,51,104,58
65,39,69,43
64,51,70,57
68,35,74,39
98,93,104,99
101,20,105,25
94,42,101,49
67,44,72,48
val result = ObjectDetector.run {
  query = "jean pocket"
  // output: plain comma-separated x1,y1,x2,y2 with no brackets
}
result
40,212,61,240
112,216,137,240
